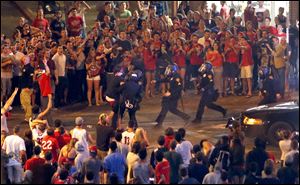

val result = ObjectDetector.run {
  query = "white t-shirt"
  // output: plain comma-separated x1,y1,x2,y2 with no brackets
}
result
122,131,135,145
175,140,193,167
72,128,88,151
202,171,222,184
52,53,66,77
32,128,47,146
2,135,26,166
279,139,292,160
1,114,8,133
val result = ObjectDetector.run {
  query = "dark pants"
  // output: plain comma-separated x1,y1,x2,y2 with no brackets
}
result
54,76,68,107
111,101,120,130
252,54,259,90
195,94,226,120
120,102,138,128
155,97,190,124
258,94,276,106
75,69,87,102
11,76,21,106
273,67,286,97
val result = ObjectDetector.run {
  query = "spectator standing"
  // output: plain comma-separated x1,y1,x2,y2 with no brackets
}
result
279,130,291,167
202,165,222,184
164,127,175,151
67,8,83,37
96,113,114,160
188,151,209,183
175,128,193,168
81,145,103,184
97,1,116,23
24,145,45,183
52,45,68,107
70,117,94,154
50,11,66,43
246,137,269,176
150,136,168,169
275,7,287,32
19,55,34,122
164,140,183,184
155,150,170,184
121,120,135,146
126,141,141,183
1,45,15,104
239,36,254,97
258,159,280,184
104,141,127,184
1,125,27,184
23,129,34,160
32,8,50,33
256,1,270,28
178,167,199,184
133,148,154,184
277,155,298,184
229,138,245,184
116,2,132,32
41,128,60,164
220,1,229,20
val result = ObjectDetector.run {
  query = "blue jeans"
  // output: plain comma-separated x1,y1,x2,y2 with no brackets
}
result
273,67,286,96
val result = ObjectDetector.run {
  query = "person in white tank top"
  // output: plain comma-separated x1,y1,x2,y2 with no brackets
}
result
70,117,95,153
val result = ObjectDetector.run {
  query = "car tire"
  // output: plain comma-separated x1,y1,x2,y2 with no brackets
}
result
267,121,293,146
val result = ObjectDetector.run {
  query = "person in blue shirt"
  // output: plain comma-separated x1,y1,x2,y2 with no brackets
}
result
103,141,127,183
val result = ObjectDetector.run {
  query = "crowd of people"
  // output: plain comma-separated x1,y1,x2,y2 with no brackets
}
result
1,0,299,184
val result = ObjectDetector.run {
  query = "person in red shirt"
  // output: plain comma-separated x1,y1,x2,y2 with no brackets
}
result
32,8,50,33
67,8,83,37
24,145,46,183
164,127,175,151
207,42,224,96
188,34,204,94
54,119,67,149
239,37,254,97
42,128,60,163
24,145,45,172
143,36,157,99
220,1,229,20
155,150,170,184
173,38,187,90
224,31,240,96
260,17,278,36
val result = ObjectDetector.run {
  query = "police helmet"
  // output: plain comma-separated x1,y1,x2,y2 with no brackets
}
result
129,70,143,82
165,64,179,77
199,62,213,75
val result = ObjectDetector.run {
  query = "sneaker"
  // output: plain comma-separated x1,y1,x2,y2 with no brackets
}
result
154,122,162,128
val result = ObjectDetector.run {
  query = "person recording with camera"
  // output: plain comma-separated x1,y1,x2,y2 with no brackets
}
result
192,62,227,124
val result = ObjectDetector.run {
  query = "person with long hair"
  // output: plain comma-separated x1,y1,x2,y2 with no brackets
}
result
85,47,101,106
173,37,187,90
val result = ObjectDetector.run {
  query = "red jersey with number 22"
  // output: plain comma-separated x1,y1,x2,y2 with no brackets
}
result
42,135,59,162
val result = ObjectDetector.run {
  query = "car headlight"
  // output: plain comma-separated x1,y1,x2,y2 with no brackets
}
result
243,116,263,125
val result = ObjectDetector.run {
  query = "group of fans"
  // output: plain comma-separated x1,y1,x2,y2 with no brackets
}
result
1,0,299,184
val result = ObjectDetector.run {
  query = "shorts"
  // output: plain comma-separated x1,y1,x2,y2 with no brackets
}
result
223,62,239,78
86,75,100,81
240,65,253,78
145,69,155,73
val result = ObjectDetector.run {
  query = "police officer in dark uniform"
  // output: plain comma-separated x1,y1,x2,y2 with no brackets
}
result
258,67,277,105
192,62,227,123
105,65,125,130
120,69,144,128
154,64,190,127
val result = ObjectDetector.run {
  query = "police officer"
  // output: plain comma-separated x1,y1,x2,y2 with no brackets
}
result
154,64,190,127
192,62,227,123
105,65,125,130
258,67,277,105
120,69,144,128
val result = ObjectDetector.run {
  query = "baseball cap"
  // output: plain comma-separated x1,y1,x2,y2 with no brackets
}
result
89,145,97,153
75,117,84,126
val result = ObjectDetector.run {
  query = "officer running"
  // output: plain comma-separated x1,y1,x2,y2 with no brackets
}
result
192,62,227,123
154,64,190,127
